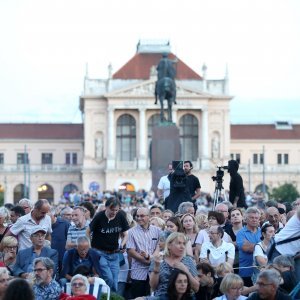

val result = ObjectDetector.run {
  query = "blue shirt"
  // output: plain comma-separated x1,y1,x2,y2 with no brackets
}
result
33,279,61,300
236,226,261,277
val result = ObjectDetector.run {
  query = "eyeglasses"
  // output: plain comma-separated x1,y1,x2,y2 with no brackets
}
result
72,282,85,287
5,246,17,250
21,206,30,210
136,214,148,218
256,282,273,287
34,268,47,273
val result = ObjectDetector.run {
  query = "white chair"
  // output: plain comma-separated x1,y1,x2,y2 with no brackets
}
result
65,277,110,300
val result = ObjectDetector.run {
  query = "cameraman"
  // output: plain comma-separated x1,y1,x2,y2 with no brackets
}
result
227,160,247,208
165,161,192,213
184,161,201,207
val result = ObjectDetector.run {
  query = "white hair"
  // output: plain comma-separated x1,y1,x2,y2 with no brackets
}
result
71,274,89,293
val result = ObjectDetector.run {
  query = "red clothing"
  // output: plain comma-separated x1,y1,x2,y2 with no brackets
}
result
59,293,96,300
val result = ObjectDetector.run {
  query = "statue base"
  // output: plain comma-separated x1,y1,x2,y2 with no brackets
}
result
151,124,181,192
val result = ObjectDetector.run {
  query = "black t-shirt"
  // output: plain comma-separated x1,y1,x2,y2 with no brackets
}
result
186,174,201,199
229,172,247,208
89,210,130,251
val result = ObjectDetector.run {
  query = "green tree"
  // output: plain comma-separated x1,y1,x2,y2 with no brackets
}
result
271,183,300,203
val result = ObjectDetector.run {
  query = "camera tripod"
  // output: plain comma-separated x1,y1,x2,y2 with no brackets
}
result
212,180,225,210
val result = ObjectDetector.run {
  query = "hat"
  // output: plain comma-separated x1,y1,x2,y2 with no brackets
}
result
30,226,47,236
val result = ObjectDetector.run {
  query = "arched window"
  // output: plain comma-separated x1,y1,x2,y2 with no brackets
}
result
179,114,199,161
37,183,54,204
13,184,29,204
117,114,136,161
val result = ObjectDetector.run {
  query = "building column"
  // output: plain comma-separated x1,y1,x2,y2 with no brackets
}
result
138,108,147,169
107,107,115,169
201,108,210,169
223,109,231,161
172,107,178,124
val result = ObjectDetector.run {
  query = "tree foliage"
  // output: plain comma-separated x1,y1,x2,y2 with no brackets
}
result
271,183,300,203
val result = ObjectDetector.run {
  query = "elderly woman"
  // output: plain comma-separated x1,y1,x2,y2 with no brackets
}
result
0,237,18,274
0,268,9,300
149,232,199,298
18,198,33,215
0,208,10,243
215,273,247,300
59,274,96,300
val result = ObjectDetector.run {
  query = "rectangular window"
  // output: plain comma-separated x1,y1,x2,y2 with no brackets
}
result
230,153,241,164
0,153,3,164
253,153,263,165
65,153,77,165
17,153,29,164
277,153,289,165
42,153,53,164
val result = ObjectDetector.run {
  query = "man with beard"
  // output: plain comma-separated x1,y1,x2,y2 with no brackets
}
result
184,161,201,209
32,257,61,300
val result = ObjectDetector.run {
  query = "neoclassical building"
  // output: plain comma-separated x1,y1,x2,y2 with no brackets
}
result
0,41,299,204
80,41,231,193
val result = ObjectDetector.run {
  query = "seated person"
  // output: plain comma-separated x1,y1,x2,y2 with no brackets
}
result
61,236,101,284
0,236,18,275
59,274,96,300
13,226,58,279
195,262,215,300
32,257,61,300
273,255,297,294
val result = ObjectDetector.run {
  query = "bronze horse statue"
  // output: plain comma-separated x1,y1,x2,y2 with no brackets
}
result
155,77,176,123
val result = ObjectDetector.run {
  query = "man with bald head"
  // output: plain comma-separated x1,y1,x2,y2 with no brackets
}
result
265,206,284,233
126,207,161,298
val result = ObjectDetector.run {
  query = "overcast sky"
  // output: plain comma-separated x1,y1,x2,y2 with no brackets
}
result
0,0,299,124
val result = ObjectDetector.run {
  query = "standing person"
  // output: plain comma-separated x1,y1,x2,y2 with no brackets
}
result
49,208,70,273
0,208,10,243
7,199,52,250
66,207,87,250
18,198,33,215
127,207,160,298
227,160,247,208
149,232,199,298
87,198,129,292
59,207,73,223
252,223,275,283
236,207,261,286
157,163,173,202
32,257,61,300
9,206,25,224
264,207,284,233
183,161,201,207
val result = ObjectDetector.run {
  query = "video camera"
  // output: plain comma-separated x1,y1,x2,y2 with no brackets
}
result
171,160,187,189
212,165,228,191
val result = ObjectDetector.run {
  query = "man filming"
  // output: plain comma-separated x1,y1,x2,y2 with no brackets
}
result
165,161,192,213
227,159,247,208
184,161,201,208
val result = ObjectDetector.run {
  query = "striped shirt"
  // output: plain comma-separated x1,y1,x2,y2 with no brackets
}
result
67,224,88,245
127,224,161,280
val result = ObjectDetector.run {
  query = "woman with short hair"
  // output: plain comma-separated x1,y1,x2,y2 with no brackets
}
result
215,273,247,300
59,274,96,300
0,236,18,274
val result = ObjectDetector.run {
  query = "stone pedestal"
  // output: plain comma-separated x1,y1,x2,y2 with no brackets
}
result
151,123,181,191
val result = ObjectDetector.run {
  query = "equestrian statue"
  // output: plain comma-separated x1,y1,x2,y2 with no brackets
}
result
154,53,177,123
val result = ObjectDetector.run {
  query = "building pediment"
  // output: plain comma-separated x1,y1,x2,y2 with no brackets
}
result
104,79,211,98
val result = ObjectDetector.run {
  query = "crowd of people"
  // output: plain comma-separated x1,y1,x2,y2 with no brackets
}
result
0,193,298,299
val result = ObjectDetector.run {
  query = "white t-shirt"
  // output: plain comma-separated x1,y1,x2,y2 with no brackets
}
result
157,175,170,199
275,214,300,255
200,240,235,267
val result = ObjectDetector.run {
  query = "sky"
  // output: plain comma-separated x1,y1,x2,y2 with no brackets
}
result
0,0,299,124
